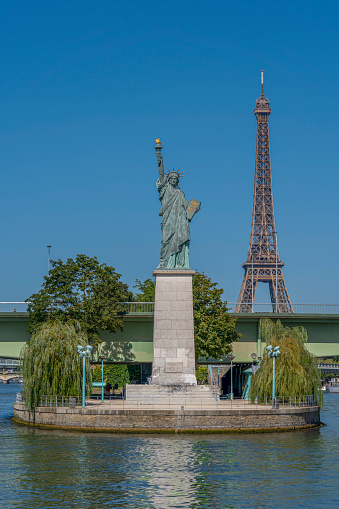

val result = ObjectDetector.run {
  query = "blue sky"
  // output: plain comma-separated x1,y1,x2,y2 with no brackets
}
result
0,0,338,304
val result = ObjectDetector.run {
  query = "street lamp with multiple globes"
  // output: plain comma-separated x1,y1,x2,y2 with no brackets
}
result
266,345,280,408
99,355,105,402
229,354,235,400
78,345,93,408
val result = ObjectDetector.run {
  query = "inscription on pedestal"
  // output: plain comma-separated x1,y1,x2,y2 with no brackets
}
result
165,362,183,373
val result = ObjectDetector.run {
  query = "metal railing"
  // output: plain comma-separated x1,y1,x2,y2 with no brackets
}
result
227,302,339,315
263,395,319,408
0,301,155,314
118,302,154,314
38,395,82,408
0,302,30,313
2,301,339,315
33,393,319,410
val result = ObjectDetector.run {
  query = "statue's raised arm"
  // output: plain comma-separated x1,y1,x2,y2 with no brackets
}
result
155,139,164,178
154,139,201,270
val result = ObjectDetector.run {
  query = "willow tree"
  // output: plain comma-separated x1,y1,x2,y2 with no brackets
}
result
21,321,92,410
250,319,322,404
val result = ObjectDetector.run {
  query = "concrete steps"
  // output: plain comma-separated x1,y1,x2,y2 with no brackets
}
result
126,384,217,402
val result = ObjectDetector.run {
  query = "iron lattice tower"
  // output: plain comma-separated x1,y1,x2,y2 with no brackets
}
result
236,72,293,313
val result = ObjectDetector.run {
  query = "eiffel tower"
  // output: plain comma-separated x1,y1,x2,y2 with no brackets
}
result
236,72,293,313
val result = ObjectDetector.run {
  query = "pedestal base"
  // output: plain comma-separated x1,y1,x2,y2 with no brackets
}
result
151,270,197,386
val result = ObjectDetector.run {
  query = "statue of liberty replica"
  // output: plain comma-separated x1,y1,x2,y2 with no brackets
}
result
127,140,215,393
155,139,200,269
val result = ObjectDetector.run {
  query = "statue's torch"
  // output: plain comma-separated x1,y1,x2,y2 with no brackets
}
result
155,138,164,175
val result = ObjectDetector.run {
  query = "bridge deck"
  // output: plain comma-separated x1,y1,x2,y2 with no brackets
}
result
1,303,339,363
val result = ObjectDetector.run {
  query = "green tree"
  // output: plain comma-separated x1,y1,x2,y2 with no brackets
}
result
92,364,131,387
134,271,240,365
196,365,208,384
26,254,132,345
133,279,156,302
250,319,322,404
193,271,240,365
106,364,130,388
21,321,92,410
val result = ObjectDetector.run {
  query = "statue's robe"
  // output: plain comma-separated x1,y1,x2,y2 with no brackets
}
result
157,175,190,269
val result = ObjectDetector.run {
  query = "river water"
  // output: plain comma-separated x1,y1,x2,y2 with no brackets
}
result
1,384,338,509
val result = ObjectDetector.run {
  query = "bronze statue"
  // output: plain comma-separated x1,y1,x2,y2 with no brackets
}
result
155,139,200,269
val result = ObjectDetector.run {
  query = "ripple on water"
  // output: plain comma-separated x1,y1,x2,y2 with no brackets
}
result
1,385,338,508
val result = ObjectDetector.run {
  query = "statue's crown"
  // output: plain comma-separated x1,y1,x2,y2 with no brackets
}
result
165,166,185,178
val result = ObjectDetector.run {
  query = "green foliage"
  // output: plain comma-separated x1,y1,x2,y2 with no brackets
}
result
250,319,322,405
134,278,155,301
319,356,339,364
134,272,240,365
196,365,208,384
133,279,156,302
127,364,141,381
193,272,240,365
322,372,337,383
21,321,92,410
92,365,112,382
106,365,130,387
92,366,102,382
92,364,130,387
26,254,133,345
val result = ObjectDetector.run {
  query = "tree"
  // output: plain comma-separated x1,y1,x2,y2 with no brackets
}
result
92,364,131,387
21,321,92,410
193,271,240,365
250,319,322,404
134,271,240,365
26,254,133,345
133,279,156,302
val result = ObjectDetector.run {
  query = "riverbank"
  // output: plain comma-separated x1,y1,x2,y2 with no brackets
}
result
14,399,320,433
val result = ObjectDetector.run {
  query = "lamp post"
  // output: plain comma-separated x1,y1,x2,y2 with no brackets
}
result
99,355,105,402
229,354,235,400
47,245,51,274
266,345,280,408
77,345,93,408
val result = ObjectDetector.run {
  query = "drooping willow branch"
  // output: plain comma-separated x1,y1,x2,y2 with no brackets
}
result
250,319,322,406
21,320,92,410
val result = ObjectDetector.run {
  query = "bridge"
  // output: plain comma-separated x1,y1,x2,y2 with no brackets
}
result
1,302,339,364
0,358,21,369
318,363,339,373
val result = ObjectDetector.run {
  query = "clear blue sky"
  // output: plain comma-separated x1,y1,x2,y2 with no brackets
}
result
1,0,338,304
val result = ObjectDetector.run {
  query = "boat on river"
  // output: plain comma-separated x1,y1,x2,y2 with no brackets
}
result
327,378,339,393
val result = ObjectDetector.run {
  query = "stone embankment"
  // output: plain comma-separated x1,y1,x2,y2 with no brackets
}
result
13,398,320,434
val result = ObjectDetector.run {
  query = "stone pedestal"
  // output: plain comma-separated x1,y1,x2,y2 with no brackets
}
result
151,269,197,386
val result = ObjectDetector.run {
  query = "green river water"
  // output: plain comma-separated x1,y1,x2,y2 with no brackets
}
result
1,384,338,508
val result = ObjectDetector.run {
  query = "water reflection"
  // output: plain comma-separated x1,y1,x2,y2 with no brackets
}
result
1,386,339,508
135,437,199,508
